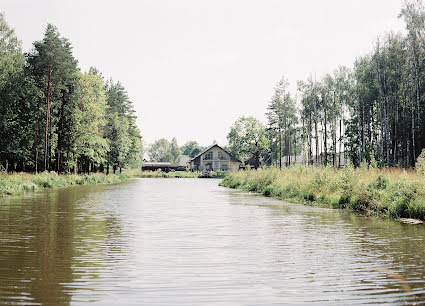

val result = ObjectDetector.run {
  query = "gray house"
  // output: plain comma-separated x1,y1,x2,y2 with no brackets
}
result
188,144,241,172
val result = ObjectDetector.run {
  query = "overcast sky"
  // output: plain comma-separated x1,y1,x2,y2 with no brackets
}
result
2,0,406,147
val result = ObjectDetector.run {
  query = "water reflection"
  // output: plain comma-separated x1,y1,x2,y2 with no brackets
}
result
0,183,127,305
228,191,425,303
0,178,424,305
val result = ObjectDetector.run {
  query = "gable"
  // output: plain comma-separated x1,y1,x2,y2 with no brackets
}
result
189,144,241,163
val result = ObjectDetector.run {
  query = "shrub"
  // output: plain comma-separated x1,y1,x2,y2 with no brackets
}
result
220,165,425,221
416,149,425,176
0,172,125,196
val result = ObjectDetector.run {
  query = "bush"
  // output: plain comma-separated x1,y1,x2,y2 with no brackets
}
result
416,149,425,176
220,165,425,220
384,180,417,218
0,172,125,196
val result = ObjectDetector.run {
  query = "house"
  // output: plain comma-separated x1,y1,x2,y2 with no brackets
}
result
141,162,174,172
188,144,241,172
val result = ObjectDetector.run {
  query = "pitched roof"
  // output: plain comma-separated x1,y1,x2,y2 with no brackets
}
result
188,144,241,162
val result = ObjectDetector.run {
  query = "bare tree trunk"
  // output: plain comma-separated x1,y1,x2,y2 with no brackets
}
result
385,95,390,167
279,126,282,169
35,148,38,173
309,114,313,165
339,118,342,167
323,98,328,166
294,129,297,165
314,98,319,166
44,64,53,172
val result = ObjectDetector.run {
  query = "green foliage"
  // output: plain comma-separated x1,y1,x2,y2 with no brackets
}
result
266,76,298,166
169,138,181,165
148,138,172,162
105,79,143,172
416,149,425,176
27,23,79,171
0,15,142,174
0,172,126,196
0,13,41,168
227,116,269,167
220,166,425,220
70,72,109,170
180,141,204,158
383,180,417,218
147,137,180,165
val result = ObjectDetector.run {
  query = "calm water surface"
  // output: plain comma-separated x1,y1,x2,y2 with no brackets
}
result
0,178,425,305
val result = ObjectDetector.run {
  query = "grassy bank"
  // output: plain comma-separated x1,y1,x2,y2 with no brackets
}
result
0,172,128,196
0,169,229,197
220,166,425,220
127,170,228,178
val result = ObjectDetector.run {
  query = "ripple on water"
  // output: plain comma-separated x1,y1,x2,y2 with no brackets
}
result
0,178,424,305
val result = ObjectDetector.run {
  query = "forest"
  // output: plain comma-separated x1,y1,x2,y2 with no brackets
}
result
0,14,142,174
3,0,425,176
226,1,425,170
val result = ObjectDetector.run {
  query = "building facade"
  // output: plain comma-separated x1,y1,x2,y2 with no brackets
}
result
188,144,241,172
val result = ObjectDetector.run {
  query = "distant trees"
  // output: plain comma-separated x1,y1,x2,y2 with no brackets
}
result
0,16,143,173
221,1,425,170
297,68,351,167
0,12,41,172
27,24,79,172
180,141,205,158
264,0,425,169
266,76,298,168
105,80,142,173
148,138,180,164
227,116,269,168
70,72,108,173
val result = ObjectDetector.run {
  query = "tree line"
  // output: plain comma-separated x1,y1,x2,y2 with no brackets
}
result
227,0,425,169
147,138,208,164
0,14,142,174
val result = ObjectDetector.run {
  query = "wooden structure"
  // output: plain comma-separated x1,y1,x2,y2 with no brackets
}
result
141,162,186,172
188,144,241,172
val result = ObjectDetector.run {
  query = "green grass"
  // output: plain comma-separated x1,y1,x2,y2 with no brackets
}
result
126,169,229,178
0,172,128,196
0,168,230,197
220,165,425,221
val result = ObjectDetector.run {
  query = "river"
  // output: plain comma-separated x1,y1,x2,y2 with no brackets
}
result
0,178,424,305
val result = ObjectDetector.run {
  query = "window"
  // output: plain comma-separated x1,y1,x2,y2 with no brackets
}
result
205,162,213,170
218,151,228,160
204,151,213,160
221,164,228,170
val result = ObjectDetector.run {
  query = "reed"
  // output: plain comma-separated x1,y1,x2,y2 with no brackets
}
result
0,172,127,196
220,165,425,220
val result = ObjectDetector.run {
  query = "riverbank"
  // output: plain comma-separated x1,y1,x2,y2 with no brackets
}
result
0,169,229,196
0,172,128,196
129,170,228,179
220,166,425,220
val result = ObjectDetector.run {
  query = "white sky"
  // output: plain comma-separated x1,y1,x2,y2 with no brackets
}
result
2,0,406,147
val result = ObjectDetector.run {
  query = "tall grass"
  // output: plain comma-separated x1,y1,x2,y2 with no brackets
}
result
0,172,127,196
220,165,425,220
